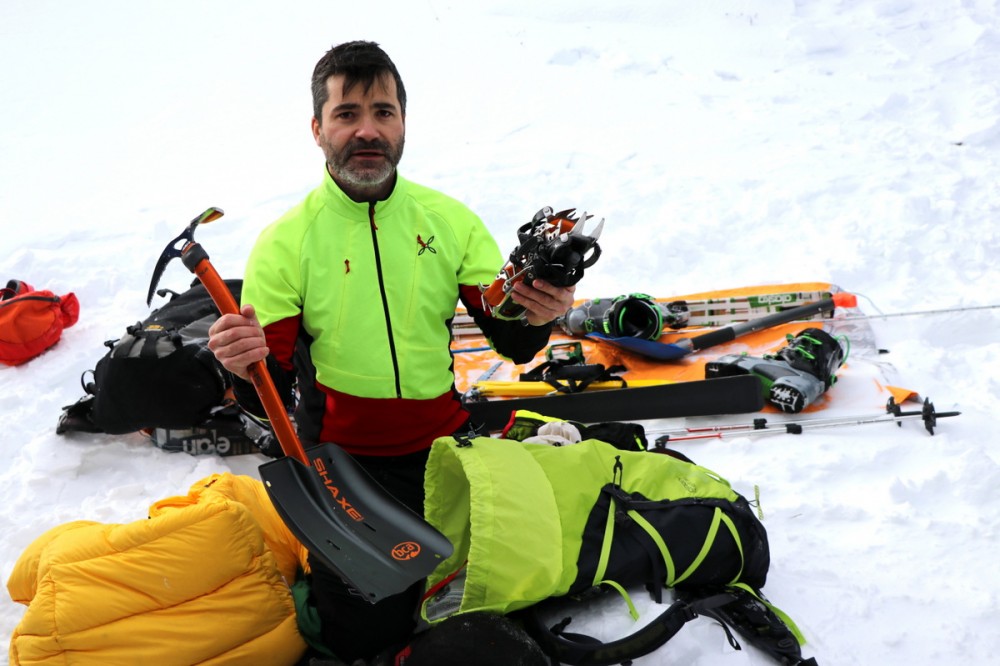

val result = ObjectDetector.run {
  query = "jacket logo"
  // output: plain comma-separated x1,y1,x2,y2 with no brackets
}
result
416,235,437,255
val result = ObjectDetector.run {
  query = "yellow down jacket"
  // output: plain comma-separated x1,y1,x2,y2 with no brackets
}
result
7,473,309,665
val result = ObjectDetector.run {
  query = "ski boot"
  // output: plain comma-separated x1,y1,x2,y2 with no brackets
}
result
481,207,603,320
705,327,848,413
557,293,689,340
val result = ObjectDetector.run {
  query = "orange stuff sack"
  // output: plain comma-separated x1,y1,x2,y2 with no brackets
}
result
0,279,80,366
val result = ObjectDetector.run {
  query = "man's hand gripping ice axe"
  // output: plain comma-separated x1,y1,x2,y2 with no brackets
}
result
147,207,453,603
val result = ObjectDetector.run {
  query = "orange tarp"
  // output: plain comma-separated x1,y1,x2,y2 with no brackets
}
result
452,282,910,415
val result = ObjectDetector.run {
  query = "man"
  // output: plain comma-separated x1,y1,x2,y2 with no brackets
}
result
208,41,574,661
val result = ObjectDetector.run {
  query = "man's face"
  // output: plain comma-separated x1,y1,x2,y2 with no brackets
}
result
312,73,405,198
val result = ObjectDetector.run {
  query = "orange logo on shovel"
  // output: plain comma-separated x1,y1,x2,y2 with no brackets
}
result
392,541,421,561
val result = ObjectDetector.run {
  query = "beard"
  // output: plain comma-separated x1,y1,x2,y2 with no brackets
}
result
320,134,405,191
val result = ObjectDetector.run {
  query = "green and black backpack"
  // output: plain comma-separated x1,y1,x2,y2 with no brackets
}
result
420,421,816,665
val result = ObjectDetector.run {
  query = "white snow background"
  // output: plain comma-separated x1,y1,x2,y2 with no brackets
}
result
2,1,999,664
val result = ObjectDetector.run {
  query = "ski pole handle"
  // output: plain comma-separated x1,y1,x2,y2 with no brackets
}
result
181,242,308,465
689,297,836,352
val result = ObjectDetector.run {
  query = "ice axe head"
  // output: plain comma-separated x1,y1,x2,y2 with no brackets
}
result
146,207,225,305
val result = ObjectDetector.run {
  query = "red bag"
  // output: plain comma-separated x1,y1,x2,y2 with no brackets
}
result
0,279,80,366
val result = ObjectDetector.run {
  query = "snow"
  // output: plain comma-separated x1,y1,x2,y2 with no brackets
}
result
2,1,999,664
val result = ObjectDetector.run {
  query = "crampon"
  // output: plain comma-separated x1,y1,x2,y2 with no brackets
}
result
481,206,604,320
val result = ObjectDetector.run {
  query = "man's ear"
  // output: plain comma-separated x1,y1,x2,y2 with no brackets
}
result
311,116,322,145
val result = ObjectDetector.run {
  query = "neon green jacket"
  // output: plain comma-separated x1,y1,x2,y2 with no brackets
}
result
239,171,550,454
245,171,501,399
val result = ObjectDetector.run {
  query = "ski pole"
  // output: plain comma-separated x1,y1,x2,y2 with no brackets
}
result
841,303,1000,320
649,398,959,445
833,292,1000,320
674,295,845,355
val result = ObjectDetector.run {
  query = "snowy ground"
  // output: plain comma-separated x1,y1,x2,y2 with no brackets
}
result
2,1,999,664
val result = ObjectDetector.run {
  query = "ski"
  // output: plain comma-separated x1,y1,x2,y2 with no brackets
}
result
452,289,833,338
463,375,764,431
667,290,834,328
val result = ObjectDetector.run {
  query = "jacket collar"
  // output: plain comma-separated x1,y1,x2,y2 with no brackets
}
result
320,167,408,218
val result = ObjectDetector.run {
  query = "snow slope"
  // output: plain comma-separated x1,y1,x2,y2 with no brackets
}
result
2,1,999,664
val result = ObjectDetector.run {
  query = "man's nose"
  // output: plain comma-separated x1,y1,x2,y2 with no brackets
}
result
354,114,380,140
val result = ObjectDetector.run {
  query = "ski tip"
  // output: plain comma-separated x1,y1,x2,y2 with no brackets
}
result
833,292,858,308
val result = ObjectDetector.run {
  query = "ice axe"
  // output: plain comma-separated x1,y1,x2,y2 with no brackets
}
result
147,207,453,603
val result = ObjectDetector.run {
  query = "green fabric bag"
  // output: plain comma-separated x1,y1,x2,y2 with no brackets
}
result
421,436,767,622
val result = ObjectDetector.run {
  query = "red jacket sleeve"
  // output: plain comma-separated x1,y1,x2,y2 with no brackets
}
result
231,315,301,418
458,284,553,365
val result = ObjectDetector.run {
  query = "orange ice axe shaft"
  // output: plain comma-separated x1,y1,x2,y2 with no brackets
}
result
180,241,308,463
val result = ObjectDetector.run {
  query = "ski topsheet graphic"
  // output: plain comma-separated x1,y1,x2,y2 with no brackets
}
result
453,288,834,338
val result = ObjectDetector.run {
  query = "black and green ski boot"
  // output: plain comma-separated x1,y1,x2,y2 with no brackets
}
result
705,327,848,413
557,293,688,340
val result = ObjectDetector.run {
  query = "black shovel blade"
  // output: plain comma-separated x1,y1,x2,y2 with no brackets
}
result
259,442,453,603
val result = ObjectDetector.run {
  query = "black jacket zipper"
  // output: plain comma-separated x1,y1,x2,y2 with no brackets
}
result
368,203,403,398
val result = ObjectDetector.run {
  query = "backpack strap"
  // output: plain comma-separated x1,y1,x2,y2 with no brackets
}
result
684,584,817,666
518,597,699,666
517,591,745,666
596,484,668,603
517,587,816,666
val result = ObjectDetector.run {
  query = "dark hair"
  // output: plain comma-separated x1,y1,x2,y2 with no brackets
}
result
311,40,407,121
398,612,548,666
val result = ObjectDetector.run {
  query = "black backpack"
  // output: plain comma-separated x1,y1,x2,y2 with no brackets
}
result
57,279,266,456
